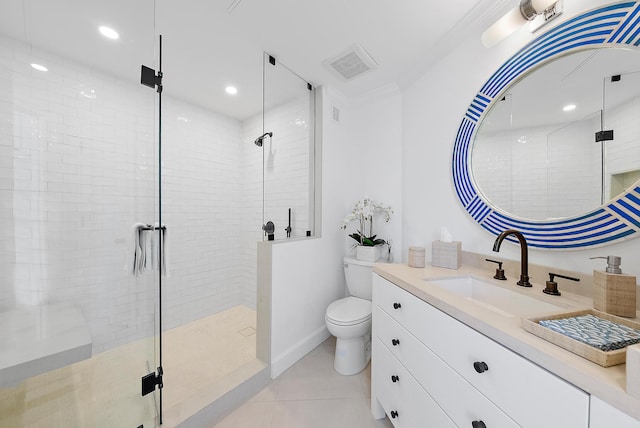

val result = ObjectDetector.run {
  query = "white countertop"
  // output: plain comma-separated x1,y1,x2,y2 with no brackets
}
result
373,262,640,421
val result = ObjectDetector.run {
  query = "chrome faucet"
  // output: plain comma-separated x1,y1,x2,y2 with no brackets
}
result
492,229,532,287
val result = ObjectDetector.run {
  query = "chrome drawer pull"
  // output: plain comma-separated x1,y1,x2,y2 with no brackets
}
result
391,375,399,383
391,338,400,346
393,302,402,309
391,410,399,419
472,421,486,428
473,361,489,373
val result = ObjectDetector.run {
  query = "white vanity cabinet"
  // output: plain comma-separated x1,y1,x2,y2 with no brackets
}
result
590,396,640,428
372,274,590,428
372,337,457,427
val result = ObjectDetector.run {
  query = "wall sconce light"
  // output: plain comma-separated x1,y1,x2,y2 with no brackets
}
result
481,0,563,48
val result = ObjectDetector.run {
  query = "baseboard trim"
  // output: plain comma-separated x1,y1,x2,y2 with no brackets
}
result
271,325,330,378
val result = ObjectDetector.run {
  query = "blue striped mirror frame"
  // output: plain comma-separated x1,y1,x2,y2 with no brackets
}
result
453,1,640,249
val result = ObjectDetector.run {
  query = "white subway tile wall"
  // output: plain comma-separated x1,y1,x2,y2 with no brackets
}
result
0,34,313,353
603,84,640,197
240,113,263,309
161,98,246,331
263,97,312,241
239,93,314,309
0,36,157,353
473,118,601,220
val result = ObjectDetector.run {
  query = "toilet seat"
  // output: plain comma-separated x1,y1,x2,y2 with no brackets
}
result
326,296,372,326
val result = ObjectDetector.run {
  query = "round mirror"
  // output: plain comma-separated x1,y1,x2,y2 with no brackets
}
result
452,1,640,249
472,48,640,221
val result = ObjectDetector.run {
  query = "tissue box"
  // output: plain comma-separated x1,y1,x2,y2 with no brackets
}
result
432,240,461,269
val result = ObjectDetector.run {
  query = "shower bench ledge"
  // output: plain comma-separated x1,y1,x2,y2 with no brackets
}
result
0,304,92,387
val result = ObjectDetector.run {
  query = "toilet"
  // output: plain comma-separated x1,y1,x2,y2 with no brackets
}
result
325,256,374,375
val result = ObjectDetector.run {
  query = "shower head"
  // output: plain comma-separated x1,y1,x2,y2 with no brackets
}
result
254,132,273,147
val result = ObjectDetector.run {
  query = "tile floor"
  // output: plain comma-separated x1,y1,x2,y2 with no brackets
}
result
0,305,260,427
213,337,393,428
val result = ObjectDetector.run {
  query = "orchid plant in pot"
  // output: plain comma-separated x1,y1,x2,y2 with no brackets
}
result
341,197,393,262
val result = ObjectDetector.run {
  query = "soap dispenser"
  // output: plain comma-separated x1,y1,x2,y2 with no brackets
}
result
590,255,622,274
590,256,637,318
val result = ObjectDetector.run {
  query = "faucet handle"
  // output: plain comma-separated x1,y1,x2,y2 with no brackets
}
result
544,272,580,296
485,258,507,281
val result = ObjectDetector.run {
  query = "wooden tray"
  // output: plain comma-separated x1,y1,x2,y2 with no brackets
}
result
522,309,640,367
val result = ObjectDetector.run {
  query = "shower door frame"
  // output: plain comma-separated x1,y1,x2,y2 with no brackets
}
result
139,34,166,425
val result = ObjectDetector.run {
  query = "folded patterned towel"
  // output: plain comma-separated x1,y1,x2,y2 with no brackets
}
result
539,314,640,352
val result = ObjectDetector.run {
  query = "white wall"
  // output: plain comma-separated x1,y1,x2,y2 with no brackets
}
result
269,86,349,377
401,0,640,278
342,85,403,261
269,84,404,376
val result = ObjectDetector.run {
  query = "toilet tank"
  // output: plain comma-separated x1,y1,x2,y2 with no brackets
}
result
343,256,374,300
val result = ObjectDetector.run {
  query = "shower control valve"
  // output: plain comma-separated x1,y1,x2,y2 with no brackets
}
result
262,221,275,241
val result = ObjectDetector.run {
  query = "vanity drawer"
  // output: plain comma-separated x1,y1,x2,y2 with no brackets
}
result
372,337,456,428
409,291,588,428
373,274,429,327
373,274,589,428
374,307,519,428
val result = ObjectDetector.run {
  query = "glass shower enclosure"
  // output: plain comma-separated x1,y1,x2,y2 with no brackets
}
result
0,3,318,426
261,53,316,241
0,1,161,426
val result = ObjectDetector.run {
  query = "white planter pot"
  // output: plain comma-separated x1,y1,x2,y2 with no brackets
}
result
356,245,382,262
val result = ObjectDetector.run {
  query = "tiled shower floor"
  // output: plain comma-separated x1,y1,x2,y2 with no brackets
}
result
0,305,260,427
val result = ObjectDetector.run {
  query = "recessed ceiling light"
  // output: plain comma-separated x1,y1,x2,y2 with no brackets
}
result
80,89,96,99
563,104,576,112
99,26,119,40
30,63,48,72
225,86,238,95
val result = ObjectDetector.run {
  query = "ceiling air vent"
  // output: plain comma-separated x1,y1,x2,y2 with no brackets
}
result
322,44,378,81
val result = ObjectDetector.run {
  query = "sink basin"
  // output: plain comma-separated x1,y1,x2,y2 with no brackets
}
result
424,275,563,317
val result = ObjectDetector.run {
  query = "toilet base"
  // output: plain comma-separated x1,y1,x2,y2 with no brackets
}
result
333,333,371,375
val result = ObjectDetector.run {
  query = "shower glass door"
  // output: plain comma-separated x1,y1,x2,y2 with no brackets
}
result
0,1,160,426
603,69,640,201
546,111,602,219
262,53,316,241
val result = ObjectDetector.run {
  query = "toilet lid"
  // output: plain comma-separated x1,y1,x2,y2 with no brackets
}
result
326,297,372,326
